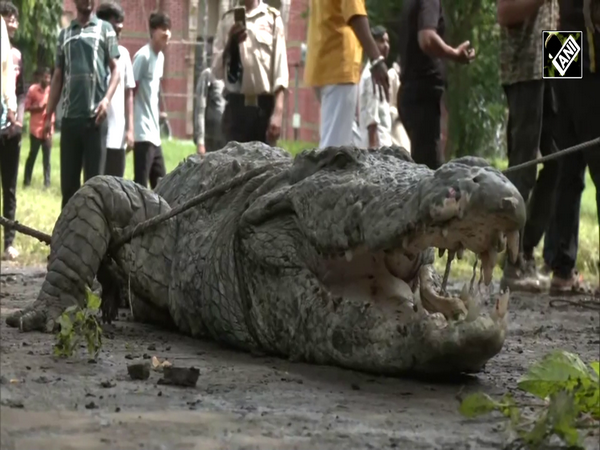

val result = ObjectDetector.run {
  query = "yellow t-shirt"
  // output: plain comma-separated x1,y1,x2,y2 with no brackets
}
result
304,0,367,87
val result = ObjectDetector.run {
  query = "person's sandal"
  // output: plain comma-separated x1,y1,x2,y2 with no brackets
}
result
550,271,594,297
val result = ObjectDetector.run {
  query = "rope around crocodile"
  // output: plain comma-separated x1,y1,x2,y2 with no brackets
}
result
1,137,599,252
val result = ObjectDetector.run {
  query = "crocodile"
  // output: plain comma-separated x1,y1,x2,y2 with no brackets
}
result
6,142,526,376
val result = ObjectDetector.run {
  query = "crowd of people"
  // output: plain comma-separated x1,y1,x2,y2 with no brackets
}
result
0,0,598,296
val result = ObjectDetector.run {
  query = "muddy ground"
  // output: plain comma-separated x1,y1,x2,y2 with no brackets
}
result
0,265,599,450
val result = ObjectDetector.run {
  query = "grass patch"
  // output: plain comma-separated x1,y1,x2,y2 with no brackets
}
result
3,135,598,282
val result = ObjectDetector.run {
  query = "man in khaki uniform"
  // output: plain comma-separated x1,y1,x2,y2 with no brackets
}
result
211,0,288,146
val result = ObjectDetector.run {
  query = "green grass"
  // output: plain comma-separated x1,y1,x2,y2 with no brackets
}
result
3,135,598,282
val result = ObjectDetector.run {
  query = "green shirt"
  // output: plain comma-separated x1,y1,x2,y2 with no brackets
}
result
56,15,120,119
499,0,559,85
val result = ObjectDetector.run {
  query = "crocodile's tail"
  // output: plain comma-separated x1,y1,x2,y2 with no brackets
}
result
5,176,172,333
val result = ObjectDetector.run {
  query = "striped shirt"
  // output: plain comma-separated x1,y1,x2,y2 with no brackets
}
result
56,15,120,119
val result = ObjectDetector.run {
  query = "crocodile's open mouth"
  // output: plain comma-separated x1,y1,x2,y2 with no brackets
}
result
317,199,519,328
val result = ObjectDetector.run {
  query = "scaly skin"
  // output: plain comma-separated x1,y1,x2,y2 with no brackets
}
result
7,143,526,376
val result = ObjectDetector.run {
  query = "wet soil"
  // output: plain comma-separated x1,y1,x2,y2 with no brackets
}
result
1,266,599,450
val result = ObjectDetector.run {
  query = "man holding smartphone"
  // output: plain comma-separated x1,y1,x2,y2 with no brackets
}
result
211,0,288,147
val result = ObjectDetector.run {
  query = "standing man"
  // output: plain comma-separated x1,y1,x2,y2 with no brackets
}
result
43,0,121,209
0,1,23,261
397,0,475,170
96,1,135,178
304,0,390,149
132,11,171,189
211,0,288,146
548,0,600,295
358,26,393,149
194,66,226,155
496,0,560,293
23,67,55,188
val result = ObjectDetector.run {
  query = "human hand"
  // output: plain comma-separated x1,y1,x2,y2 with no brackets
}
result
42,117,52,140
370,60,390,103
266,110,282,145
6,109,15,126
228,22,247,44
126,129,134,152
454,41,476,64
94,97,109,124
197,143,206,156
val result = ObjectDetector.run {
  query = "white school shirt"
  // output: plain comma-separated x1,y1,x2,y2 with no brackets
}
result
358,61,393,148
106,45,136,150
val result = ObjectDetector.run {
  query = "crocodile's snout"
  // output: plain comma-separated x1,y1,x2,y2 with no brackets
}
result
425,164,526,230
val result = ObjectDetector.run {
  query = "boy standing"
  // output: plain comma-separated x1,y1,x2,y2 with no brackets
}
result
0,1,24,261
24,67,55,187
43,0,121,209
358,26,393,149
132,11,171,189
96,1,135,177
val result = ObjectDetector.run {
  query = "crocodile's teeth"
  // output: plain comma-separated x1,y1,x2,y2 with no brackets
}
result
345,250,353,262
493,288,510,320
456,246,465,260
462,284,481,322
494,232,507,253
506,230,519,264
480,249,497,286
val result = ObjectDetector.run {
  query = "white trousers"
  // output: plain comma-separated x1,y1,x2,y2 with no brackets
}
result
316,84,357,148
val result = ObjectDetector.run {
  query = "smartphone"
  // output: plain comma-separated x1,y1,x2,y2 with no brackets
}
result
233,6,246,26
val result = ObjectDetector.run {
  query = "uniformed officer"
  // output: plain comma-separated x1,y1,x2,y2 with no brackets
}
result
211,0,289,146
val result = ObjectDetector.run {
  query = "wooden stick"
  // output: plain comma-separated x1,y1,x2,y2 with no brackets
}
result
0,216,51,245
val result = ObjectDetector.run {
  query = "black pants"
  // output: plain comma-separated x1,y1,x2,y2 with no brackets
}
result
503,79,560,260
222,93,274,144
24,134,51,187
133,141,166,189
398,84,444,170
0,132,21,250
60,117,107,209
105,149,126,178
550,74,600,278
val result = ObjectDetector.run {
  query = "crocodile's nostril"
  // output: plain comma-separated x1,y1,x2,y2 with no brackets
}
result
501,196,518,211
472,175,483,184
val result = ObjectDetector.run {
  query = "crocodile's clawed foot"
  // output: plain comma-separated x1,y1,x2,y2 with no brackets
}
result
6,302,60,333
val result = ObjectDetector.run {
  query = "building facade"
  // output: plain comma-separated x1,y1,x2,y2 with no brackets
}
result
61,0,320,143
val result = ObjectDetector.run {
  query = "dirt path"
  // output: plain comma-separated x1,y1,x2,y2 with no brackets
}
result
1,266,599,450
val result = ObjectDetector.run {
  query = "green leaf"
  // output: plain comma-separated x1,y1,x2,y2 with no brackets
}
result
548,391,581,447
57,314,73,336
459,392,499,418
64,305,79,315
86,289,101,311
523,412,549,447
590,362,599,377
518,350,592,399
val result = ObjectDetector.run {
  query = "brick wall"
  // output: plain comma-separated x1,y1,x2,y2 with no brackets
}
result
62,0,321,144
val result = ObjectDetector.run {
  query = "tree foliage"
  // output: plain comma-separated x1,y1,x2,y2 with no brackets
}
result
366,0,507,159
11,0,63,79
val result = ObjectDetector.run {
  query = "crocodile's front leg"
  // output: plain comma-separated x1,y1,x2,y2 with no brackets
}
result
6,176,176,332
